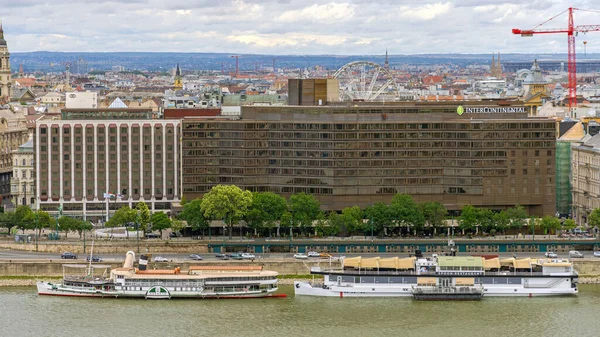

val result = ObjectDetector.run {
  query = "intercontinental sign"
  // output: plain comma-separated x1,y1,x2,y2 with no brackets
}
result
456,106,526,115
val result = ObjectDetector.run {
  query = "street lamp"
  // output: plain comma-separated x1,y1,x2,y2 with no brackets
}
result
136,212,140,254
35,210,38,252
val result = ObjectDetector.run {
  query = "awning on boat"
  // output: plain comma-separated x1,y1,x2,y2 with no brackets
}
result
361,257,380,269
483,258,500,270
417,277,436,285
455,277,475,286
542,262,572,267
397,257,416,269
379,257,398,269
514,258,532,269
344,256,361,268
500,258,515,266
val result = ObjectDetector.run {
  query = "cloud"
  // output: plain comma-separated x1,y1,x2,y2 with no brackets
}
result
0,0,597,54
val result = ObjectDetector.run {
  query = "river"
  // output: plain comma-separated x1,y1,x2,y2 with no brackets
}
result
3,285,600,337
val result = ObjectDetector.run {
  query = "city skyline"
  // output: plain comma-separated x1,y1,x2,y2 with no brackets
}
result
2,1,600,54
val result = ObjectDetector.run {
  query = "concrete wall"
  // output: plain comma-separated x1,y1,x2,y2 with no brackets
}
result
0,242,209,254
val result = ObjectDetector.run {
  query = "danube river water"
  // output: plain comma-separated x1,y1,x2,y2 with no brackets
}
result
3,285,600,337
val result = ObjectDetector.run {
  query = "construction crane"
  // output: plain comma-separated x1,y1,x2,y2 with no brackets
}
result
49,62,72,86
230,55,240,77
512,7,600,111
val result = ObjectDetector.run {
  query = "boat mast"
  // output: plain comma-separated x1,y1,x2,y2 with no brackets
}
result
87,237,95,276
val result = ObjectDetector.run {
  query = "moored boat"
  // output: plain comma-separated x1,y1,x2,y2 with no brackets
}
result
294,255,578,298
37,251,284,299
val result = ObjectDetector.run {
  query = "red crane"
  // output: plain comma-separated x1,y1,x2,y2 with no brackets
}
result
512,7,600,111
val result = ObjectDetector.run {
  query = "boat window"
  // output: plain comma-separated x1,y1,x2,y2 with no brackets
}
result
360,277,374,284
507,278,522,284
478,277,494,284
389,277,403,283
341,276,354,283
493,278,508,284
403,277,417,284
375,277,388,283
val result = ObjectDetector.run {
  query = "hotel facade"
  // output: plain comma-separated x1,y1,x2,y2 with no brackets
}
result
35,118,180,222
181,102,556,216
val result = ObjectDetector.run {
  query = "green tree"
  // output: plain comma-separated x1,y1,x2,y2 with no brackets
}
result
506,204,528,237
562,219,577,231
459,205,478,234
32,210,55,238
136,201,151,232
317,215,340,237
364,202,392,236
390,194,425,235
73,219,93,239
540,215,561,235
58,216,79,237
588,208,600,229
339,206,365,235
245,192,287,237
0,211,15,232
200,185,252,239
288,193,322,236
14,205,34,233
180,195,188,206
106,206,136,228
420,201,447,235
493,210,510,235
477,208,495,235
180,198,209,237
280,211,293,237
150,212,172,238
170,219,186,237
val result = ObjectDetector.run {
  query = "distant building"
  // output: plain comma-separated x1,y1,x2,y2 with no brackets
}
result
35,118,181,221
0,109,29,207
174,64,183,91
181,102,556,216
0,22,10,103
522,60,550,116
10,139,34,208
490,52,503,78
571,133,600,225
66,91,98,109
288,79,339,106
556,122,585,217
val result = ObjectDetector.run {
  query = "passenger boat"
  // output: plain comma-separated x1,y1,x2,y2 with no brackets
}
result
294,255,578,298
37,251,283,299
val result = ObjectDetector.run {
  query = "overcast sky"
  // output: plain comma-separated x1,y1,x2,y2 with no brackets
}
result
1,0,600,54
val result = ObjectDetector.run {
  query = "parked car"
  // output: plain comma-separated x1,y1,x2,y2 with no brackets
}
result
241,253,255,259
61,252,77,259
569,250,584,258
146,233,160,239
188,254,203,260
544,252,558,258
594,251,600,258
86,255,102,262
294,253,308,259
215,253,230,260
320,253,332,258
307,251,321,258
153,256,169,262
229,253,244,260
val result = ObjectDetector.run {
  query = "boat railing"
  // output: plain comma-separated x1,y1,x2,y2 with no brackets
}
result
315,269,571,277
411,285,484,295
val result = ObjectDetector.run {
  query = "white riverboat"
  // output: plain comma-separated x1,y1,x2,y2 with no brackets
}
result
294,256,578,298
37,251,283,299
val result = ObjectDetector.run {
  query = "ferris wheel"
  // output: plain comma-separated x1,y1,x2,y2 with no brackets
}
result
333,61,399,101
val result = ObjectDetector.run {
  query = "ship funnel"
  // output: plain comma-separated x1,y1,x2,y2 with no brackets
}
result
123,251,136,268
139,254,149,271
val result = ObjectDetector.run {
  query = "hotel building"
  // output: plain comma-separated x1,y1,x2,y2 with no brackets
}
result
35,111,180,221
181,102,556,216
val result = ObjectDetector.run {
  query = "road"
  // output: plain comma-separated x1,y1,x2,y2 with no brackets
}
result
0,249,594,263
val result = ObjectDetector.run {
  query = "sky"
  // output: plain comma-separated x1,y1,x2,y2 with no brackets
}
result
2,0,600,54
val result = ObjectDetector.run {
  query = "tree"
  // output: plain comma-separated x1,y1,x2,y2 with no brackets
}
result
150,212,172,238
562,219,577,231
58,216,80,237
200,185,252,239
540,216,561,235
0,212,15,232
420,201,447,235
33,210,54,238
136,201,151,232
245,192,287,237
317,213,340,237
493,210,510,235
506,204,528,237
339,206,365,235
73,219,93,239
288,193,322,236
459,205,478,234
280,211,292,237
477,208,495,235
390,194,425,235
180,198,209,237
180,195,188,206
106,206,136,228
588,208,600,229
170,219,186,237
364,202,393,236
13,205,34,233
